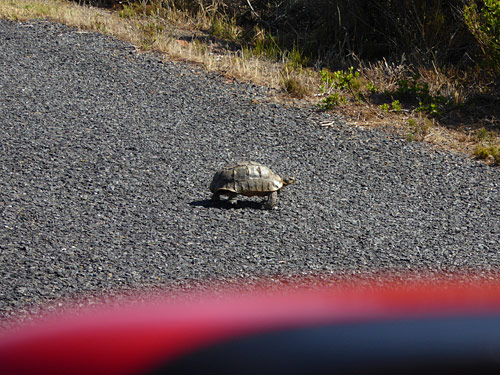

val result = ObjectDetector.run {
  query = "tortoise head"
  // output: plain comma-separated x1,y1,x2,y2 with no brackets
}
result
282,177,296,186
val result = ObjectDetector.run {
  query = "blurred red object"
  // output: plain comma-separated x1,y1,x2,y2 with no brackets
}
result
2,279,500,374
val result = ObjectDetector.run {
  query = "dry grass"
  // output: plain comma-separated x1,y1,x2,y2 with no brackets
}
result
1,0,499,165
0,0,285,86
325,60,500,164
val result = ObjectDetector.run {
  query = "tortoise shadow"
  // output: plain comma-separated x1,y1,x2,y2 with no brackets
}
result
189,199,265,210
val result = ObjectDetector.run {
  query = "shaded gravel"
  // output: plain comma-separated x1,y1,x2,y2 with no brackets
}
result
1,19,499,319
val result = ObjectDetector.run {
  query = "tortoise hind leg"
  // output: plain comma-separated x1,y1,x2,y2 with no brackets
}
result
226,192,238,205
264,191,278,210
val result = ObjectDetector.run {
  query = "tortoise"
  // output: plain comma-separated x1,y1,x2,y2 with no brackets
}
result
209,161,296,209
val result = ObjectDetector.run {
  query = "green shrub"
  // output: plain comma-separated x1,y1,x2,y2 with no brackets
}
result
383,74,450,116
320,67,360,92
380,103,390,113
366,83,378,93
391,100,402,112
319,67,361,101
318,93,346,110
379,100,402,113
464,0,500,72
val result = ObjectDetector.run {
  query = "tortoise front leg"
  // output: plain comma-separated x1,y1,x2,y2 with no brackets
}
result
264,191,278,210
212,191,238,205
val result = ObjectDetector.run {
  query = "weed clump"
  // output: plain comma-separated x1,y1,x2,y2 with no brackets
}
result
407,117,432,142
474,128,500,164
283,77,308,98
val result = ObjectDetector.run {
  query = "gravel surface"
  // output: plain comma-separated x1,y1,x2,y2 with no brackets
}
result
1,19,500,319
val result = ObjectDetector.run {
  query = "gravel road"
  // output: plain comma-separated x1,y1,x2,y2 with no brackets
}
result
1,19,499,319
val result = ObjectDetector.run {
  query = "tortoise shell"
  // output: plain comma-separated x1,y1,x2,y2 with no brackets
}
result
209,161,285,197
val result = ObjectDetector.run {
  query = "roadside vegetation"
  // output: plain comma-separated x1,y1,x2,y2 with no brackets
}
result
1,0,499,164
